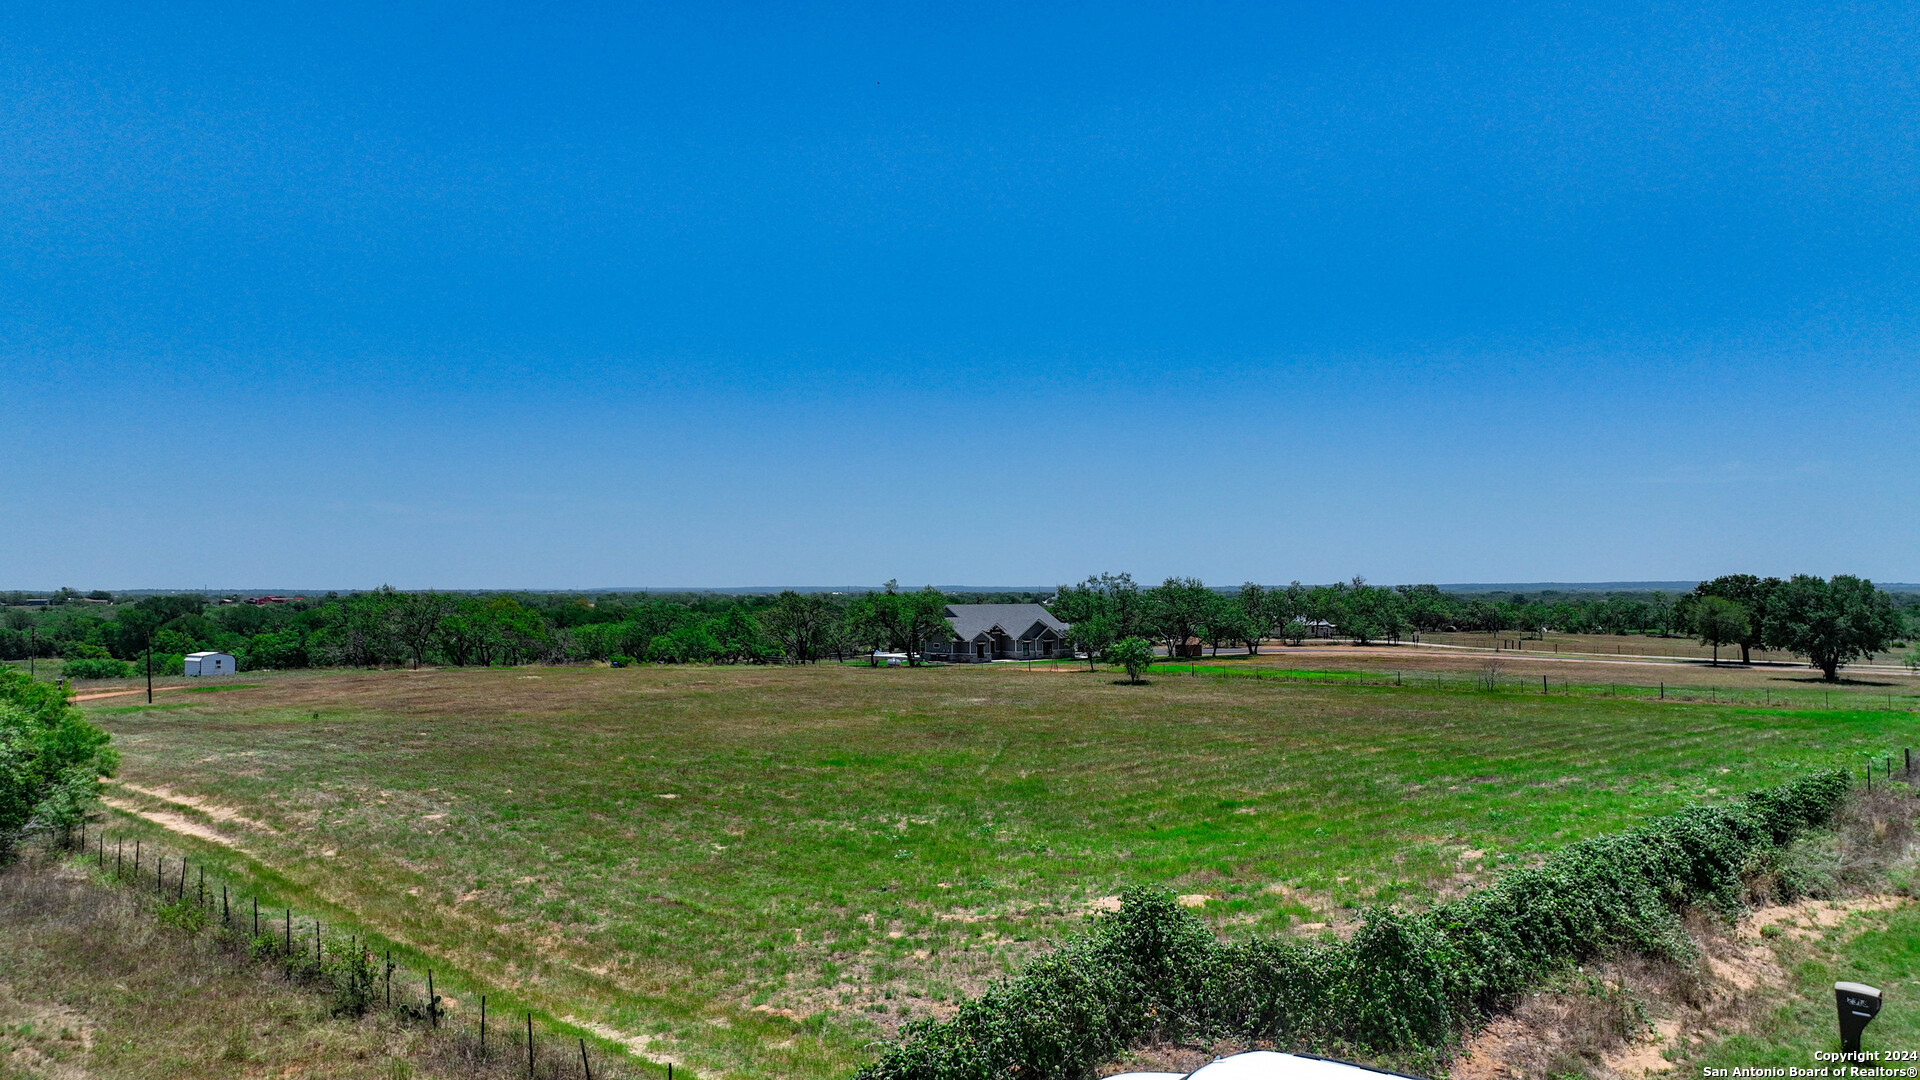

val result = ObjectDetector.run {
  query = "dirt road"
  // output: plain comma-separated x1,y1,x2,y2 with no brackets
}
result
71,685,191,702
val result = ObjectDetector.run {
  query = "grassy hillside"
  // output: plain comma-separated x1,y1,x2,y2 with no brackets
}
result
77,664,1920,1078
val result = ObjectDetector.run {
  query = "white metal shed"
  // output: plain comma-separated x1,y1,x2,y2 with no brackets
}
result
183,651,235,676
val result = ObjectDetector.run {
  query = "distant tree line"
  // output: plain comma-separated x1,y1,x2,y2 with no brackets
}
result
0,583,1038,673
1049,575,1712,658
1,573,1909,681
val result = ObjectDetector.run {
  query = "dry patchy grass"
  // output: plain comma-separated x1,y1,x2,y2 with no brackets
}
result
0,854,445,1080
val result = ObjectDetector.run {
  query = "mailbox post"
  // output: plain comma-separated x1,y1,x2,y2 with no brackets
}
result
1836,981,1883,1054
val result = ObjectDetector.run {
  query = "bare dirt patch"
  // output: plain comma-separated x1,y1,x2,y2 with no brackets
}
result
562,1017,684,1067
1447,894,1912,1079
1741,895,1902,942
111,781,277,832
100,796,243,847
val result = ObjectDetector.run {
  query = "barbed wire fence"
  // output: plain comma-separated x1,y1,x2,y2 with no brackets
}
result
60,828,665,1080
1047,656,1920,710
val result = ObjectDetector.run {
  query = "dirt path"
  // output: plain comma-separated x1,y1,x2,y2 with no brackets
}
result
71,685,191,702
111,782,278,832
100,796,243,847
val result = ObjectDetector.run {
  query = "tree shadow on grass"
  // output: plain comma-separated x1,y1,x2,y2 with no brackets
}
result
1110,679,1153,687
1778,675,1900,687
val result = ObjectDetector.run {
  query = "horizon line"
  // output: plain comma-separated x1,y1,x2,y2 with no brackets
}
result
16,579,1920,597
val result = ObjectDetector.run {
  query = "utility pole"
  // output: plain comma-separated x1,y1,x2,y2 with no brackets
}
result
146,633,154,704
28,627,35,678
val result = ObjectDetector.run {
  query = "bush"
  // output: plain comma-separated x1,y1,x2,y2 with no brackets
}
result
1106,638,1154,684
855,770,1851,1080
157,895,212,933
61,657,134,680
0,668,118,857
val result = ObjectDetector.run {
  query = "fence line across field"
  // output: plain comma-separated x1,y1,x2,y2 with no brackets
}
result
1091,658,1920,710
75,826,648,1080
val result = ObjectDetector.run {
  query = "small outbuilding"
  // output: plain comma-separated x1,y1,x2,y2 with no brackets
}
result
183,651,235,676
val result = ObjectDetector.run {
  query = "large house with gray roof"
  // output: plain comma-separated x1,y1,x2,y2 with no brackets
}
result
924,603,1071,662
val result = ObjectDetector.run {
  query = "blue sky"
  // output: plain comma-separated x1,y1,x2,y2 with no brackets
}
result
4,2,1918,589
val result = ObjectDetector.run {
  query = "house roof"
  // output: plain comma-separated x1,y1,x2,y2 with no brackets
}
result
184,651,233,660
941,603,1070,641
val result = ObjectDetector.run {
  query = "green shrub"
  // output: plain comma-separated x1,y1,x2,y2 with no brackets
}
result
855,770,1850,1080
156,896,211,933
1105,638,1154,684
0,668,118,856
323,941,382,1016
61,657,134,680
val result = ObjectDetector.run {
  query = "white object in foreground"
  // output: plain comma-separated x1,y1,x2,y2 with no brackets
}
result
1108,1051,1422,1080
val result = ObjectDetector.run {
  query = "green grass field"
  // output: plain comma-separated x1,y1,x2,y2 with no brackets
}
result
73,664,1920,1079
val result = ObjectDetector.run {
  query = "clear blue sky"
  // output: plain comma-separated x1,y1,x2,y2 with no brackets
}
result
4,2,1918,589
